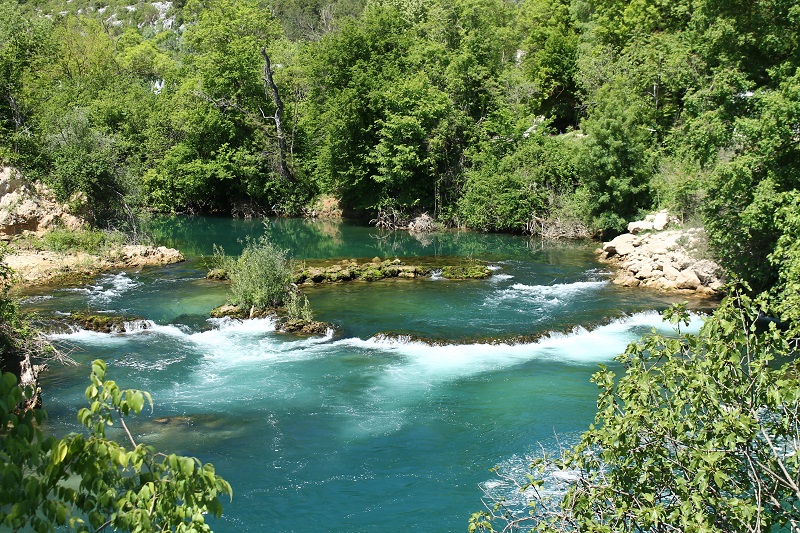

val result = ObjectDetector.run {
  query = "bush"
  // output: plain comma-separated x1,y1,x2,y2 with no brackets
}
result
0,360,231,532
226,234,294,310
284,291,313,321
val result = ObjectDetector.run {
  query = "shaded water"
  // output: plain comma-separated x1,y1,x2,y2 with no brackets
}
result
24,217,706,532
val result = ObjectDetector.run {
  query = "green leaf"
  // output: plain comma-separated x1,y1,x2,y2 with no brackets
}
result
128,391,144,414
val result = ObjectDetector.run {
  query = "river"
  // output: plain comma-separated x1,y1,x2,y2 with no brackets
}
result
20,217,705,532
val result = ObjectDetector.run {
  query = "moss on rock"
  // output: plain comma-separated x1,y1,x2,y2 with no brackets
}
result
291,257,487,285
68,311,148,333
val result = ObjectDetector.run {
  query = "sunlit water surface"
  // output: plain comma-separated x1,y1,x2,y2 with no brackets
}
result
21,217,708,532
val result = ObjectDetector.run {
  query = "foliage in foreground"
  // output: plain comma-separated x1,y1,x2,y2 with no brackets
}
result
0,359,232,532
472,291,800,532
0,245,57,407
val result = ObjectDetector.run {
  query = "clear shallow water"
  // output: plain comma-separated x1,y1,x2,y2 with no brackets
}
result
23,217,707,532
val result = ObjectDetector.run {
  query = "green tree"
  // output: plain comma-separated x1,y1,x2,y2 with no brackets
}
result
770,191,800,334
0,359,231,532
0,0,50,160
472,292,800,532
516,0,580,130
578,81,657,233
458,129,581,233
175,0,314,213
703,69,800,292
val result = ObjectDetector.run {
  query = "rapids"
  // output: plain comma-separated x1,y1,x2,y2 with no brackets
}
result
22,217,707,532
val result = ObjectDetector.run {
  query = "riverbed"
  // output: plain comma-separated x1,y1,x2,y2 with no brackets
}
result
20,217,707,532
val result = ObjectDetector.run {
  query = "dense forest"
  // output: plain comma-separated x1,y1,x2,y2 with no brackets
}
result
0,0,800,289
2,0,799,291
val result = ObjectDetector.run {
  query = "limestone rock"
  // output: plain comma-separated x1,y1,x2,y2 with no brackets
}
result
676,269,702,290
628,220,654,234
0,166,86,238
653,210,670,231
598,223,723,297
613,275,640,287
603,233,638,257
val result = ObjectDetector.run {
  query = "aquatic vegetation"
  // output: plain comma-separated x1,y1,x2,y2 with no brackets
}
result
293,257,490,284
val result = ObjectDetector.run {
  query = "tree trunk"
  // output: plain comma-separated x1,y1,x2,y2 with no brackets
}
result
261,47,293,181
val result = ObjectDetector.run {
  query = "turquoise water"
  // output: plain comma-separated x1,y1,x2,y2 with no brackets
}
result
23,217,705,532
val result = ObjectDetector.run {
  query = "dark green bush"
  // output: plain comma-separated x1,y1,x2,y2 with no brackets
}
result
225,234,294,310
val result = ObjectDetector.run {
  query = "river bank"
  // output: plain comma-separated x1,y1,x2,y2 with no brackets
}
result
598,224,724,298
2,167,185,287
5,245,185,287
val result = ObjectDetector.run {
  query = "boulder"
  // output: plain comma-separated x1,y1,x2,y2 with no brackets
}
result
628,220,654,234
612,275,640,287
662,264,681,281
603,233,638,257
676,269,702,290
653,210,670,231
635,264,654,279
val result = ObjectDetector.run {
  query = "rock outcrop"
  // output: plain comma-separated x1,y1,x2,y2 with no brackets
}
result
68,311,151,333
292,258,491,285
0,166,84,238
627,209,679,234
598,227,723,297
110,245,185,267
209,304,337,337
6,246,185,286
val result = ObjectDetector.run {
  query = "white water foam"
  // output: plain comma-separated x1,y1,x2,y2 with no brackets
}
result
480,435,586,514
49,310,704,426
21,295,54,304
487,280,607,309
327,311,704,436
327,311,703,390
63,272,141,304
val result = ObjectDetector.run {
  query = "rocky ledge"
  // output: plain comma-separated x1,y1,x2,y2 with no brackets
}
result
210,304,336,336
293,257,491,284
6,246,185,286
67,311,151,333
0,166,83,238
207,257,493,284
598,227,723,297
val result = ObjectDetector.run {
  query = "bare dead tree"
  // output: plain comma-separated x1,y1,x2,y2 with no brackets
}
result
261,47,293,182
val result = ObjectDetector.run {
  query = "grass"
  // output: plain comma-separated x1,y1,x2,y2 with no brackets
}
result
13,227,128,256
